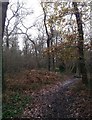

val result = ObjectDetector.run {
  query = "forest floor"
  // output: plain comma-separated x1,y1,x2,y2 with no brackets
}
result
3,70,92,119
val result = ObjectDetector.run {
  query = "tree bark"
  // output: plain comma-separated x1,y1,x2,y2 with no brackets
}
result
42,6,51,71
51,39,55,71
89,40,92,89
89,2,92,89
2,2,9,37
0,2,9,92
73,2,88,85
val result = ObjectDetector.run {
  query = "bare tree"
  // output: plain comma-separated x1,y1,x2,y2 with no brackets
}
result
17,23,40,68
41,3,53,71
4,1,33,49
73,2,88,85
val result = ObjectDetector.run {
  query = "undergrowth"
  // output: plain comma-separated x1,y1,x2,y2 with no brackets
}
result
2,70,69,118
3,91,32,118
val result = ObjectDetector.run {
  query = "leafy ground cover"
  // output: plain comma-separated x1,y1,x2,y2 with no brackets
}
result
3,91,32,118
3,70,91,118
3,69,66,118
67,81,92,118
22,79,92,118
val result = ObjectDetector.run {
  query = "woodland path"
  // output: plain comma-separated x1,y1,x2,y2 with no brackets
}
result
22,77,85,119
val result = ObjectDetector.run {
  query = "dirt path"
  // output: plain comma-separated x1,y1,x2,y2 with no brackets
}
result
22,78,84,118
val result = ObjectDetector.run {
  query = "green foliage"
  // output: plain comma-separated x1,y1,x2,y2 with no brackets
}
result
59,64,65,73
3,92,32,118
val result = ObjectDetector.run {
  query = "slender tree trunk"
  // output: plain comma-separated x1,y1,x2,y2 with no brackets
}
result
42,6,51,71
34,45,40,68
73,2,88,85
89,2,92,89
52,52,55,71
6,28,9,49
55,34,58,68
89,40,92,88
47,38,51,71
51,39,55,71
6,37,9,49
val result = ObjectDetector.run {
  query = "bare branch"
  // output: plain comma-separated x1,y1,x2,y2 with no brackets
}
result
17,27,36,45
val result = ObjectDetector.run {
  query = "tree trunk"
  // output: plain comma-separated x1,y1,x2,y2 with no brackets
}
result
42,6,51,71
0,3,2,101
89,40,92,89
89,2,92,89
55,34,58,69
34,45,40,68
52,52,55,71
6,27,9,49
47,38,51,71
2,2,9,37
51,39,55,71
73,2,88,85
0,2,9,92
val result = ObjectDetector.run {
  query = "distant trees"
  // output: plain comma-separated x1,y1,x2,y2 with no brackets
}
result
40,1,77,72
40,1,90,85
3,1,34,73
3,1,91,88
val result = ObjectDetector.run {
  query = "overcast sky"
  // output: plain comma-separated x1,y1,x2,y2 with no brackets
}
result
11,0,43,21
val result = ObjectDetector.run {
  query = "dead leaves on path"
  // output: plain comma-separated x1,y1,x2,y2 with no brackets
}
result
23,80,92,118
66,81,92,118
5,70,92,118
